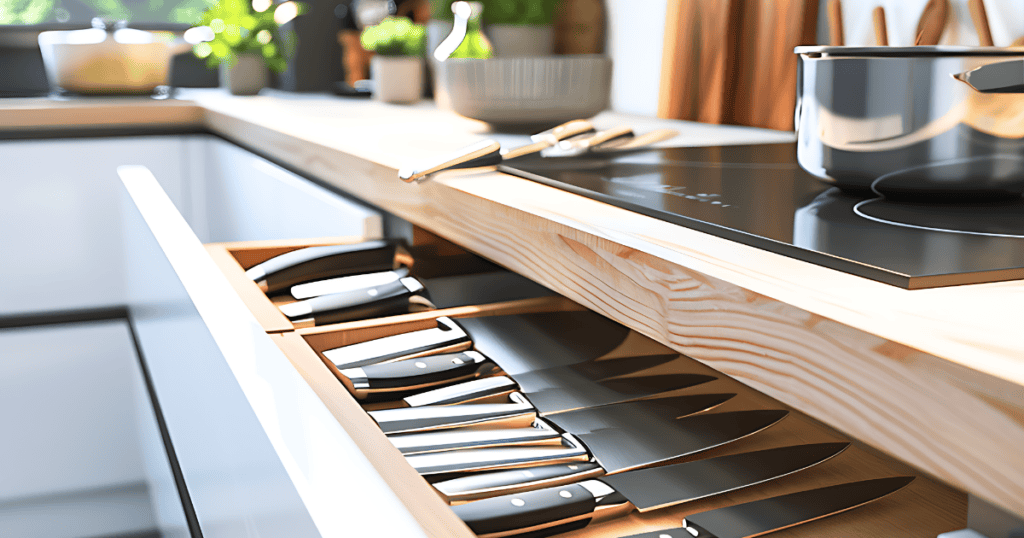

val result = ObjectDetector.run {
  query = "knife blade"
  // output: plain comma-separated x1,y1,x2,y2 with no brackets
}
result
451,442,851,538
245,240,406,294
279,276,432,327
322,316,471,370
392,393,733,456
626,476,915,538
398,120,595,183
337,351,499,400
354,351,713,411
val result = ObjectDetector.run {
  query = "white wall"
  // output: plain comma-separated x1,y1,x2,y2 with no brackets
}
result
833,0,1024,47
604,0,668,117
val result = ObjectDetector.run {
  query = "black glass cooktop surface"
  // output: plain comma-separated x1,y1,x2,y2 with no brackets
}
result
501,143,1024,289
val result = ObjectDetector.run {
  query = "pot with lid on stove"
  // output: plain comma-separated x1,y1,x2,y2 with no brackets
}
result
794,46,1024,201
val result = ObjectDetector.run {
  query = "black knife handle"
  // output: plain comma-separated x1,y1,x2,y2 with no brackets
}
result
246,241,404,294
340,351,496,397
451,480,627,537
620,524,717,538
434,461,604,502
304,294,434,326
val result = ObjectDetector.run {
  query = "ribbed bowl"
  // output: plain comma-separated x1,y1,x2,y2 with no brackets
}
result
441,55,612,128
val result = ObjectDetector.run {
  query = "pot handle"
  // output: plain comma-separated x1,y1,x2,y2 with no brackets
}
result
953,59,1024,93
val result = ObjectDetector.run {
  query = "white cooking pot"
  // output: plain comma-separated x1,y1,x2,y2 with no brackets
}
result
38,20,192,94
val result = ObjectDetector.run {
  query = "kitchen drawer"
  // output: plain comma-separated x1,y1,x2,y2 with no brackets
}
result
120,165,966,537
274,315,968,538
205,230,557,333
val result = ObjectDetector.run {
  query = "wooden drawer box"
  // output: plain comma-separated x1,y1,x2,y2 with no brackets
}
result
271,309,967,538
206,230,555,333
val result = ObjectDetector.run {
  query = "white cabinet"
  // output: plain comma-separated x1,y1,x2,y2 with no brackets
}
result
0,320,159,538
0,135,381,316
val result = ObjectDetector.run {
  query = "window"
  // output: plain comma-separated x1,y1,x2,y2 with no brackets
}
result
0,0,214,26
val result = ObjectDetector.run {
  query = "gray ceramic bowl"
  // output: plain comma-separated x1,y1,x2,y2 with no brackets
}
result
440,55,612,128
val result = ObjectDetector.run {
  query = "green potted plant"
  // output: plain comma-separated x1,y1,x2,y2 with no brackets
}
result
190,0,306,95
483,0,559,56
360,16,426,103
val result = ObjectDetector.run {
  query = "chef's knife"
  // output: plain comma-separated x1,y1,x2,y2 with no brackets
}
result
406,433,592,475
625,476,915,538
278,276,433,327
402,406,784,476
403,375,519,407
322,316,471,370
245,240,407,294
391,393,734,455
370,392,538,434
290,267,410,299
353,352,713,411
433,462,606,503
452,442,851,538
398,120,595,183
338,351,500,400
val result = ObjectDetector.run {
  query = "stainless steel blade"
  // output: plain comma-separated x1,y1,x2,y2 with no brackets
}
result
456,312,669,375
602,443,850,512
544,393,736,433
571,409,789,474
678,476,916,538
522,374,719,415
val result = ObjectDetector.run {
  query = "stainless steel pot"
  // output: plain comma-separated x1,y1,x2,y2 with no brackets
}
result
795,46,1024,200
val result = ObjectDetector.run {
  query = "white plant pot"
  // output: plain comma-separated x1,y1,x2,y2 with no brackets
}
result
487,24,555,57
371,56,424,104
219,52,268,96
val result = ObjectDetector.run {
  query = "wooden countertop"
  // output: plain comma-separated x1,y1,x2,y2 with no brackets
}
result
3,90,1021,518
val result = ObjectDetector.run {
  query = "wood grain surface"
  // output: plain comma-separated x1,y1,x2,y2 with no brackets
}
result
181,94,1024,517
2,93,1021,519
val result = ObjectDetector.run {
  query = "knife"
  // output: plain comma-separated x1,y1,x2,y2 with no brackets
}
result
278,275,433,327
353,352,713,411
338,351,500,400
403,376,519,407
625,476,915,538
370,392,538,434
398,120,596,183
245,240,407,294
401,405,785,477
406,433,592,475
452,442,852,538
322,316,471,370
391,393,733,456
433,461,606,503
290,267,410,299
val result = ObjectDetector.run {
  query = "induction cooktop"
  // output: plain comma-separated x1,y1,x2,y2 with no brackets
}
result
501,143,1024,289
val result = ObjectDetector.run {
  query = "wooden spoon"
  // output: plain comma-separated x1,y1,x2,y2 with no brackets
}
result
914,0,950,46
828,0,844,46
969,0,994,46
873,6,888,46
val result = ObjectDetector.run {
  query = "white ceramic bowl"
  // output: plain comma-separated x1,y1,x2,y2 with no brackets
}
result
440,55,612,127
38,27,190,94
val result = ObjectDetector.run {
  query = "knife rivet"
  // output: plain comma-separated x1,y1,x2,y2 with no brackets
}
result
685,526,699,537
415,362,427,369
559,490,572,498
511,498,525,507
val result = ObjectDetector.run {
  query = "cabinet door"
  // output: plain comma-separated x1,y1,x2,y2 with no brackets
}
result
0,320,157,538
0,136,188,315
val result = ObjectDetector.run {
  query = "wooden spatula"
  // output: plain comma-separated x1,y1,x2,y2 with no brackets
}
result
969,0,994,46
873,6,888,46
915,0,950,46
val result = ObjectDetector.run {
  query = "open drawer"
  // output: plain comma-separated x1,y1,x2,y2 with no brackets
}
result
205,229,557,333
120,166,967,537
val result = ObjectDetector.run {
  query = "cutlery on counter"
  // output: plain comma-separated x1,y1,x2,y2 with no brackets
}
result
623,476,914,538
399,406,787,475
322,316,472,370
452,443,852,537
398,120,595,183
245,240,409,294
